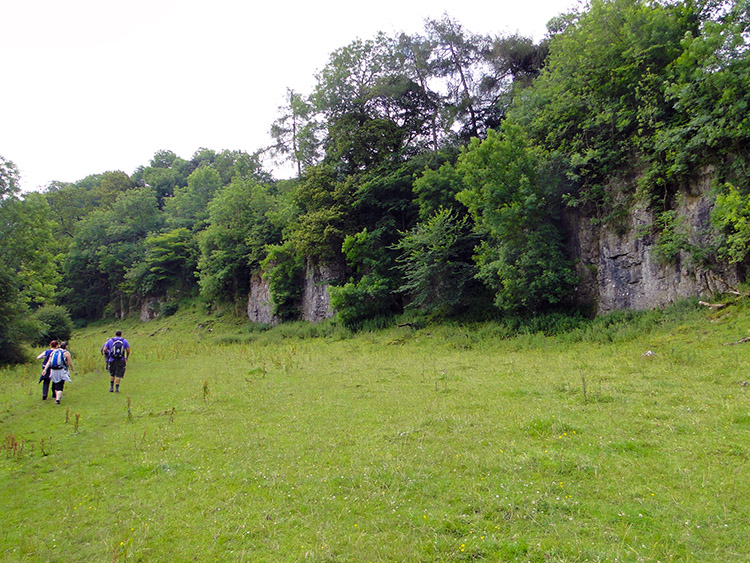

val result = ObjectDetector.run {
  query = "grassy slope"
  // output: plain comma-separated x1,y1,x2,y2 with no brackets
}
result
0,302,748,562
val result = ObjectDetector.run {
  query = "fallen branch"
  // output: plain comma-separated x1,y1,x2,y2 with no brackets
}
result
724,336,750,346
699,300,726,309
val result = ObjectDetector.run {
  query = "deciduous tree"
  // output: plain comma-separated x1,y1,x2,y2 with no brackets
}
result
456,125,577,312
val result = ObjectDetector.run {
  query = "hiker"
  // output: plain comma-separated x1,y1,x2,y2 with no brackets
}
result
100,339,110,370
43,340,73,405
104,330,130,393
36,340,57,400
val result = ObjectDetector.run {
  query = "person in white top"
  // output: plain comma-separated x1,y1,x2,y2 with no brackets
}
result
43,341,73,405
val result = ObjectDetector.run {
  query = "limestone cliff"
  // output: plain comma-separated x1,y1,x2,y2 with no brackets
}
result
247,259,345,324
300,260,344,322
565,172,739,314
246,176,740,323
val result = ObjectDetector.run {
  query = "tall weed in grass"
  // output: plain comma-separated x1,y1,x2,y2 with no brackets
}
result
0,301,748,561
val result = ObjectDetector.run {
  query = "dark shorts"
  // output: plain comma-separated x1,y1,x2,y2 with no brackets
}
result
109,359,127,378
52,380,65,392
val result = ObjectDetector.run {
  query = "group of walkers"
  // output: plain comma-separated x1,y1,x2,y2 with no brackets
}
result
37,330,131,405
37,340,73,404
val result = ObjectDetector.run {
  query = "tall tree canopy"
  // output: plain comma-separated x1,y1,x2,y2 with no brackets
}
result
0,157,57,363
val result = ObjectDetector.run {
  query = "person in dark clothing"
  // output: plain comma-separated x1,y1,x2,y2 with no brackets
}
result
100,338,110,370
36,340,57,400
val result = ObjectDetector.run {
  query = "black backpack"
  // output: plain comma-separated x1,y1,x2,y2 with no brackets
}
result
110,339,125,359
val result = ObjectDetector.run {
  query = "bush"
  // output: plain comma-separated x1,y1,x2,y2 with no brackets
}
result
160,301,179,317
33,305,74,345
329,275,394,329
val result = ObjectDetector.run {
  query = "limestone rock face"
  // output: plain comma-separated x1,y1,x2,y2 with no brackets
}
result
247,260,345,324
139,298,162,322
300,260,345,322
566,173,739,313
247,273,278,325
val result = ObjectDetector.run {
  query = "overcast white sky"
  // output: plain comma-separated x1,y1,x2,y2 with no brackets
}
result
2,0,577,192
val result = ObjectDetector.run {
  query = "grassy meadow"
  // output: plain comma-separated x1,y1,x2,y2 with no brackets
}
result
1,301,749,562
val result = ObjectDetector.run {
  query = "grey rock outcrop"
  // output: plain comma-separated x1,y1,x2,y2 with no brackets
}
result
139,298,163,322
566,172,739,313
247,273,279,325
300,259,345,322
247,260,345,324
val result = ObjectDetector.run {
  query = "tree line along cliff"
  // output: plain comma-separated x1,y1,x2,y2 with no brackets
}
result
2,0,749,361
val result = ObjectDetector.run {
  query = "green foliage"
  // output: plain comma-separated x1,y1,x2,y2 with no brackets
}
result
313,33,446,170
261,241,305,321
424,15,486,139
270,88,321,175
9,2,750,328
329,229,397,328
0,191,59,307
0,156,21,198
660,1,750,180
394,208,478,314
127,228,198,297
62,186,163,318
313,33,398,120
60,212,113,319
328,274,393,329
164,166,222,231
138,150,195,207
413,160,464,220
456,125,577,312
198,178,281,304
0,160,58,363
44,182,98,242
91,171,135,208
511,0,699,214
349,161,421,247
711,183,750,263
328,114,405,171
0,269,36,365
159,300,179,317
289,165,353,262
32,304,74,345
652,208,694,264
191,148,270,185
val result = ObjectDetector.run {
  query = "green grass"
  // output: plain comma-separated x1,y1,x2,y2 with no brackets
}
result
1,302,749,561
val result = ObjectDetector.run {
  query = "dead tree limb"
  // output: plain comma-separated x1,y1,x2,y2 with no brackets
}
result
699,300,726,309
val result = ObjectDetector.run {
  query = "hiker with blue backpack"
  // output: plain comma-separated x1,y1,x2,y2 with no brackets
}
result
103,330,130,393
36,340,57,400
42,341,73,405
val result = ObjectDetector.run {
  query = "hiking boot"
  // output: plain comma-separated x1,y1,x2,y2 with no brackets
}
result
109,388,114,392
56,400,61,404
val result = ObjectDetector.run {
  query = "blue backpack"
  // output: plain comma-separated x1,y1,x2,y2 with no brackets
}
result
49,349,65,369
